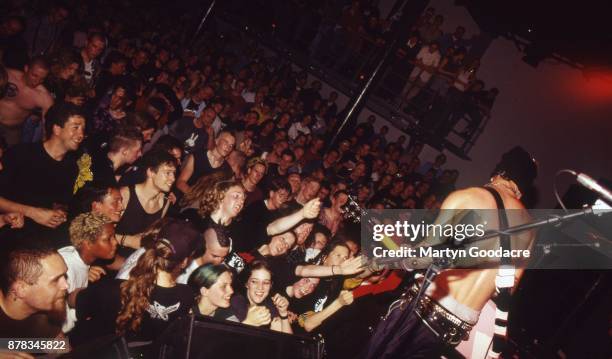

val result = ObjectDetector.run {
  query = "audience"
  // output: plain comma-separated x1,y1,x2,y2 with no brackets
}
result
0,2,472,357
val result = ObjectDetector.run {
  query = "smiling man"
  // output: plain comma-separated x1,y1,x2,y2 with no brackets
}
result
0,103,84,238
115,150,177,257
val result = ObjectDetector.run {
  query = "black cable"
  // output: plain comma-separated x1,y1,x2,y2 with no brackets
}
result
554,169,577,211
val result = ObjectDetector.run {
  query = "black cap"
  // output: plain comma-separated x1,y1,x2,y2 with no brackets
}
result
157,219,202,261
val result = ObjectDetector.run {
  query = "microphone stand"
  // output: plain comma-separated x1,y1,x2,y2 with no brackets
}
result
366,206,611,359
459,206,610,247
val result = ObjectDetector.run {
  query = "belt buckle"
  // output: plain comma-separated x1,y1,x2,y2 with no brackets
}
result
441,326,459,344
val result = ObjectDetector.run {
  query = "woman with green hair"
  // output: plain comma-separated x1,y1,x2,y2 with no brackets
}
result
187,264,234,320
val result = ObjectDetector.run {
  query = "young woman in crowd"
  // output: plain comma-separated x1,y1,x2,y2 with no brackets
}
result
229,260,293,333
187,263,235,320
70,219,200,352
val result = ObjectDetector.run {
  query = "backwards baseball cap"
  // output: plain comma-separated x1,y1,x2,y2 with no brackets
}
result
491,146,538,191
157,219,202,261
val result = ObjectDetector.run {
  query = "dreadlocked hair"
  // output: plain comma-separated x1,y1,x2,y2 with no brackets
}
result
115,237,184,335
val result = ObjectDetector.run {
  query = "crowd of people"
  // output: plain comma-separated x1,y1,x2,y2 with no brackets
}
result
237,0,500,140
0,1,470,357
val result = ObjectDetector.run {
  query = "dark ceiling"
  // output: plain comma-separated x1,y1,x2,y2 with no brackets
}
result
460,0,612,67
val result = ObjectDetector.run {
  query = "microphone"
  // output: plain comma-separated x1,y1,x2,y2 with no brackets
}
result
576,173,612,204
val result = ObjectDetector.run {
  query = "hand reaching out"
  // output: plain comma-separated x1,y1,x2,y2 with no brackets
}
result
337,290,354,306
28,207,67,228
339,255,366,276
302,198,321,219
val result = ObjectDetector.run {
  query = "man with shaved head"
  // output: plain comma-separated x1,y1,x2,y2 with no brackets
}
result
0,241,69,339
177,130,234,194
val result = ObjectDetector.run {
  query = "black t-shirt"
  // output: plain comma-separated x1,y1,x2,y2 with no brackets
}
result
0,142,78,209
289,277,342,316
89,149,118,188
249,252,299,295
0,307,62,338
285,246,306,265
263,164,288,191
0,143,77,239
72,279,194,345
169,117,209,156
118,160,146,187
189,150,232,186
231,200,280,253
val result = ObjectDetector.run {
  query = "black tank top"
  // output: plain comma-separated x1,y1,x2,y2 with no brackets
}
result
116,185,168,235
188,150,232,186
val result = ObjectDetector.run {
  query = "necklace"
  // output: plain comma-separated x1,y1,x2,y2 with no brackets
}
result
486,181,521,199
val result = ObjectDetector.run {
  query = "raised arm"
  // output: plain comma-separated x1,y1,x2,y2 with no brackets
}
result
295,256,365,278
266,198,320,236
302,290,354,332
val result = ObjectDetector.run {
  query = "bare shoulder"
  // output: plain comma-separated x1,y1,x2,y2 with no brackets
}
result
36,85,53,105
7,68,22,81
441,187,497,210
36,83,52,96
120,186,130,203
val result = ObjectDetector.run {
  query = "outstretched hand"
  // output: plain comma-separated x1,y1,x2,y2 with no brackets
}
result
339,255,366,276
302,198,321,219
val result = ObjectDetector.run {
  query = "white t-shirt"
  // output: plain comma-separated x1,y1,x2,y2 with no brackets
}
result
288,122,311,140
211,116,226,137
176,259,200,285
58,246,90,333
116,247,146,280
242,91,255,103
410,46,441,82
83,60,94,82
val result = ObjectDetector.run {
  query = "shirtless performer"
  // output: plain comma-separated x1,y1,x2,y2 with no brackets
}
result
365,146,538,358
0,56,53,146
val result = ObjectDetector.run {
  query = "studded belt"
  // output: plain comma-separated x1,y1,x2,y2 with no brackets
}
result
384,285,473,346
